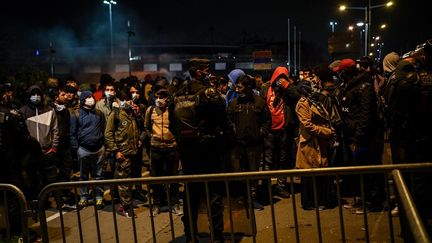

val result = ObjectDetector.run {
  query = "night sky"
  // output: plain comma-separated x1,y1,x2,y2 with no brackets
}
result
1,0,431,62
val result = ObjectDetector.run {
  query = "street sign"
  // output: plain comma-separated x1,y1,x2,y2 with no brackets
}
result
253,50,272,70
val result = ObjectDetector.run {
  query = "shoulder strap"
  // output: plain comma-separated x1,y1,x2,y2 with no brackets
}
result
113,108,120,129
149,106,155,132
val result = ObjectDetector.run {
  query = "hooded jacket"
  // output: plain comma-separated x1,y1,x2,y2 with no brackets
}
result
20,85,59,150
261,67,300,132
70,91,105,151
226,69,245,106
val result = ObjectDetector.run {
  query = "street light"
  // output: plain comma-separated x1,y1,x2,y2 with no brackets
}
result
103,0,117,59
339,1,393,57
330,21,338,33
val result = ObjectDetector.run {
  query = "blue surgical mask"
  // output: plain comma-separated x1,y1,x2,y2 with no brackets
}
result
30,95,41,104
105,91,113,99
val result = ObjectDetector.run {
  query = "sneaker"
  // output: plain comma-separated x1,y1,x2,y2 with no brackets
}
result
77,199,88,210
170,204,183,216
391,206,399,217
117,205,137,218
151,206,160,216
96,199,104,210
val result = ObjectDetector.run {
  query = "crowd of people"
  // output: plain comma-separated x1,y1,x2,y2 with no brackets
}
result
1,38,432,242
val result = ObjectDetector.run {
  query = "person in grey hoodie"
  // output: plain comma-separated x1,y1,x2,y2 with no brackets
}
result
20,84,59,192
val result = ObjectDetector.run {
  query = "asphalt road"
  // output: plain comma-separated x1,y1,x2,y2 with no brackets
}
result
32,186,402,243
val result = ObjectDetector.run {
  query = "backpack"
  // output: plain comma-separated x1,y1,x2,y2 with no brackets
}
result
377,72,397,128
173,92,202,139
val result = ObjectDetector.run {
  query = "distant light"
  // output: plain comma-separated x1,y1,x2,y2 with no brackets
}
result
339,5,346,11
35,50,40,56
356,22,364,27
371,43,375,47
386,1,393,7
103,0,116,4
348,26,354,31
380,24,387,29
369,52,374,56
233,56,236,59
345,43,350,48
375,36,380,40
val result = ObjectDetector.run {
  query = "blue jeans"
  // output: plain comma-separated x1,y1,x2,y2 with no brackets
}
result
78,146,105,200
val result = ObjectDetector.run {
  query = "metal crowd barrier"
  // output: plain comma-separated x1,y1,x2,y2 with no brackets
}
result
37,163,432,243
0,183,29,243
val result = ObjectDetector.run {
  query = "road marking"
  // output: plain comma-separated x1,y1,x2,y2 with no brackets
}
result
46,211,67,222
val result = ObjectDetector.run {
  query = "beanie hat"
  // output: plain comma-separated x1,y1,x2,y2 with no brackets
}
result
79,90,93,104
332,58,356,72
227,69,245,86
383,52,400,73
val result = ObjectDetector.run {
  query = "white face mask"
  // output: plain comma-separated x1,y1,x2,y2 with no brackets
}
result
131,93,139,101
84,97,95,107
55,103,66,111
105,91,115,99
30,94,42,104
155,97,167,108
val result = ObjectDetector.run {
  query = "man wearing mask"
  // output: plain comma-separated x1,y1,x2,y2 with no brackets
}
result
50,87,75,205
144,88,181,216
95,82,122,202
105,89,142,218
70,91,106,210
227,74,271,210
20,85,59,196
128,84,148,202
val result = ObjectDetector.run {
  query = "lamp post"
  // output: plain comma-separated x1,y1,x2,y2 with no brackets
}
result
330,21,338,33
103,0,117,59
339,1,393,57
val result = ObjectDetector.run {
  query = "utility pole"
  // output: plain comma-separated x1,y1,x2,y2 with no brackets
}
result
298,31,301,72
127,20,135,77
288,18,291,73
294,25,297,76
49,42,56,77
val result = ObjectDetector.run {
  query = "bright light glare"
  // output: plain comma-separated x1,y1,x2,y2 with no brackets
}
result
348,26,354,31
339,5,347,11
380,24,387,29
386,1,393,7
356,22,364,27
